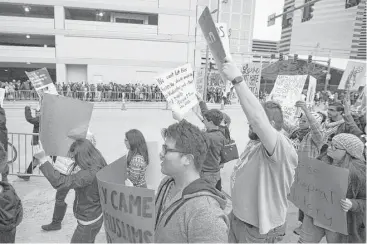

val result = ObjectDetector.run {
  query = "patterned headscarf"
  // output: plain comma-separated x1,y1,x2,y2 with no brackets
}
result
333,133,364,159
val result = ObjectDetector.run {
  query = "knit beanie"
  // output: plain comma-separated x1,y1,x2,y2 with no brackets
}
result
333,133,364,159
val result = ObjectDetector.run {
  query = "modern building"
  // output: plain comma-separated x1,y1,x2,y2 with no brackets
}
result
0,0,201,84
279,0,366,60
251,39,279,63
198,0,256,67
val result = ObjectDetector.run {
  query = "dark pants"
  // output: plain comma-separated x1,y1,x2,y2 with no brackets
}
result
56,187,70,205
228,212,286,243
71,216,103,243
0,228,16,243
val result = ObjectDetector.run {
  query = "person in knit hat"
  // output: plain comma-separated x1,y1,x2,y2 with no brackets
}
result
298,133,366,243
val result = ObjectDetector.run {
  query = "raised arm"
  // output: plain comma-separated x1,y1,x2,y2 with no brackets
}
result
24,106,39,125
343,90,364,137
220,60,277,155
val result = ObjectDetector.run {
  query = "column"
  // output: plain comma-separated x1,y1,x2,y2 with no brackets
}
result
54,6,65,29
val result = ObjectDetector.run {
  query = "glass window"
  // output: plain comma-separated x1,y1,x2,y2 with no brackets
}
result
221,13,230,24
240,45,249,53
230,29,239,39
231,14,241,29
242,0,252,14
240,31,249,40
241,39,249,46
230,38,240,46
232,0,242,13
0,3,54,19
241,15,251,30
211,0,219,10
221,1,231,13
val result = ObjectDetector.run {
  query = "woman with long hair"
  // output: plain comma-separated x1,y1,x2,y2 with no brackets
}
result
125,129,149,188
298,133,366,243
33,138,107,243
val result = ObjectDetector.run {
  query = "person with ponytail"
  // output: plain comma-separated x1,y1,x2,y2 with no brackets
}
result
298,133,366,243
124,129,149,188
33,138,107,243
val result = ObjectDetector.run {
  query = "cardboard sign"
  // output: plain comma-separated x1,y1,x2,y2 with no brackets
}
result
338,61,366,91
268,75,307,121
241,63,262,97
215,22,231,61
0,88,5,107
195,68,205,97
351,86,366,114
288,154,349,235
306,76,317,106
199,7,227,65
40,93,94,157
155,64,198,115
97,156,155,243
25,68,58,97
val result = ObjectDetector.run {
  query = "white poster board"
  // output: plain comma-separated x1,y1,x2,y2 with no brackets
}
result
268,75,307,121
338,61,366,91
0,88,5,107
306,76,317,106
195,68,205,97
241,63,262,97
155,64,198,115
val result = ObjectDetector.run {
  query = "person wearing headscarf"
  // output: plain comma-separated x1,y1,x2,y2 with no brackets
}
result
298,133,366,243
41,130,96,232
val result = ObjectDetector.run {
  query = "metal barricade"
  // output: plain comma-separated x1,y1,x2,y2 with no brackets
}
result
7,132,43,177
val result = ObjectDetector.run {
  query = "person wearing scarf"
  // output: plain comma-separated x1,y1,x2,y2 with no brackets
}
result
298,133,366,243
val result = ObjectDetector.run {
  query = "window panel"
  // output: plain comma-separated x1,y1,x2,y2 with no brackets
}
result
231,14,241,29
241,15,251,30
242,0,252,14
232,0,242,13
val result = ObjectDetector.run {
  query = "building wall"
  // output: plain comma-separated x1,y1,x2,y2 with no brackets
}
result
279,0,294,54
0,0,198,84
252,39,279,63
289,0,360,59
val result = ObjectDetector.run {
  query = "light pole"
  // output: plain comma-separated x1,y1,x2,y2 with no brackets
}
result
203,0,221,102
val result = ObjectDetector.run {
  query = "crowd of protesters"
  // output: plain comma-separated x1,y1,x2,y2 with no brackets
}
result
0,58,366,243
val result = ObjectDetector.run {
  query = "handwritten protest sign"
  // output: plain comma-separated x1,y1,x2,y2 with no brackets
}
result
288,154,349,235
215,22,231,61
241,63,262,97
306,75,317,106
0,88,5,107
268,75,307,121
155,64,198,115
40,93,94,157
338,61,366,91
25,68,58,97
97,156,155,243
351,86,366,114
195,68,205,97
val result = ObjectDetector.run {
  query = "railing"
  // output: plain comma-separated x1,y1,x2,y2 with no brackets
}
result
4,90,169,102
7,132,43,177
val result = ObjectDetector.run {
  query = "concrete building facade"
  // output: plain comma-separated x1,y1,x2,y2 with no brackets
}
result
251,39,279,63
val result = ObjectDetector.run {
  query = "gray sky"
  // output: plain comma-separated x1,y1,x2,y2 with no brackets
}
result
253,0,284,41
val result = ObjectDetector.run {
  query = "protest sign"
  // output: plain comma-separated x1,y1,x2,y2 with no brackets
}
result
155,64,198,115
195,68,205,97
215,22,231,61
268,75,307,121
52,156,75,175
306,75,317,106
288,154,349,235
199,7,226,65
351,86,366,114
338,61,366,91
97,156,155,243
25,68,58,97
145,141,164,191
0,88,5,107
241,63,262,97
40,93,94,157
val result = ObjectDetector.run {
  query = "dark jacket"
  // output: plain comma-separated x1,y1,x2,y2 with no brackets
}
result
0,182,23,231
39,161,102,222
0,107,8,152
318,153,366,243
24,106,39,145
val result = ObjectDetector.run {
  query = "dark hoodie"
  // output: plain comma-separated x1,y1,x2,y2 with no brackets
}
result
154,177,229,243
24,106,39,145
0,181,23,232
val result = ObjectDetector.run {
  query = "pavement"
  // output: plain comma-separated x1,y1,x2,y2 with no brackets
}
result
4,102,321,243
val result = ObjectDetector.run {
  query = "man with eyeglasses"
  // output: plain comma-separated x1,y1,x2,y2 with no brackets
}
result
219,58,298,243
154,119,229,243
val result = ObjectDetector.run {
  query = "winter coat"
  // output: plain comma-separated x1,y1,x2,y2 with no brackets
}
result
39,161,102,222
0,182,23,231
155,177,229,243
